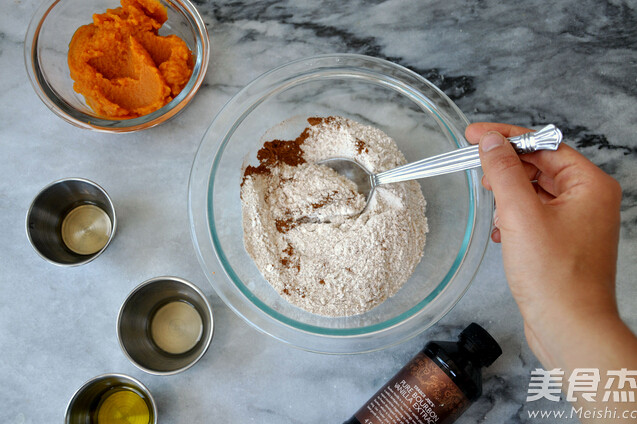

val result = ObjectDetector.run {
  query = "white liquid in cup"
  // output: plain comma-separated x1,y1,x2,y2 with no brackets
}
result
150,301,203,355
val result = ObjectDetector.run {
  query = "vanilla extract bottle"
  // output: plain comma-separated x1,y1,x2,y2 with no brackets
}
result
344,323,502,424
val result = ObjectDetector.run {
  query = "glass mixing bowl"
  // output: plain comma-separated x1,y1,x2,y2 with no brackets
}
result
24,0,209,132
189,54,492,354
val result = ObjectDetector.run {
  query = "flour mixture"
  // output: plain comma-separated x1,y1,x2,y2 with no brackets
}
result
240,117,428,317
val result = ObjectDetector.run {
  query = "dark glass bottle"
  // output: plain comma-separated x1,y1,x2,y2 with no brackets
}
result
344,323,502,424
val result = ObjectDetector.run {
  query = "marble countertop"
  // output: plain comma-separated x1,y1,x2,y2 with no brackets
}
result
1,0,636,422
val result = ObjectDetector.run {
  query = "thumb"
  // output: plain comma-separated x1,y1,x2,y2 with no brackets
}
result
479,131,541,221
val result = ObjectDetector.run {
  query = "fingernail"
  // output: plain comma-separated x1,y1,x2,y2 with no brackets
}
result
493,208,500,228
481,131,505,152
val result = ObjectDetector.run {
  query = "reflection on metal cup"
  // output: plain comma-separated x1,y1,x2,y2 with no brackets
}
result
118,276,214,375
26,178,116,266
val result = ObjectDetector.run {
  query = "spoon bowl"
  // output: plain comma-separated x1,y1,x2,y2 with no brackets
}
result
320,124,562,217
317,157,376,214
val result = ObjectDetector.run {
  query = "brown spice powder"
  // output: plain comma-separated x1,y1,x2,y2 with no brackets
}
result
243,116,337,186
275,218,298,233
307,116,340,128
243,117,338,235
242,124,314,186
280,244,300,271
310,190,338,209
355,138,369,154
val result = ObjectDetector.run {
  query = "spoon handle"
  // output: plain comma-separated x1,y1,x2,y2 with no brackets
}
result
375,124,562,186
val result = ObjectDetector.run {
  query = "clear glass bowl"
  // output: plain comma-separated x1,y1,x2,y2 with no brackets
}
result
24,0,209,133
189,54,493,354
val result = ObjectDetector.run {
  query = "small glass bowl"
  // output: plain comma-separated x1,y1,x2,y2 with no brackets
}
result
24,0,209,133
189,54,493,354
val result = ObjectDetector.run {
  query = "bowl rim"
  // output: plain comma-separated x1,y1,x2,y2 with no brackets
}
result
189,53,493,353
24,0,210,133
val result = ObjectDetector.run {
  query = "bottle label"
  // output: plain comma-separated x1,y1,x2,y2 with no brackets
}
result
354,353,469,424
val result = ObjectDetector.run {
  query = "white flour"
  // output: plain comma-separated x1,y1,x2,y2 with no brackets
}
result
241,117,428,317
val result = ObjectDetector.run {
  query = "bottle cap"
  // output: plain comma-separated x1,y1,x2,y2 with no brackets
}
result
459,323,502,367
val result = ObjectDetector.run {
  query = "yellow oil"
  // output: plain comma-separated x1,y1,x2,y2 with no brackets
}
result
94,388,150,424
61,204,112,255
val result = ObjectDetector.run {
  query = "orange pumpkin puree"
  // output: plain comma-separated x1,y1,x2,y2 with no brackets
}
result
68,0,194,119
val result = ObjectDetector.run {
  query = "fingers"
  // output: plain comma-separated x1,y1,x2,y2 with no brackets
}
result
490,182,553,244
492,208,502,243
466,122,532,143
482,160,540,190
521,143,591,178
534,183,556,204
520,144,612,197
478,131,542,220
469,122,539,194
467,123,606,199
468,122,619,231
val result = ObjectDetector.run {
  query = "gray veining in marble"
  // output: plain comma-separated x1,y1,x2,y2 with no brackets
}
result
1,0,636,423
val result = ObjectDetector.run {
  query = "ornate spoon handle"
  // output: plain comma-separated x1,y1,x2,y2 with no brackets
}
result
375,125,562,186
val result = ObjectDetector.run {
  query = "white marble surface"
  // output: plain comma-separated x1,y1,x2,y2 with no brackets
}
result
1,0,636,422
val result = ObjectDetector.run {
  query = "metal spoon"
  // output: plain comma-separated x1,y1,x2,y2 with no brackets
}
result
319,124,563,216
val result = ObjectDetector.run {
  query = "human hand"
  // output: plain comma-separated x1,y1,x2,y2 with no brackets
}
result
465,123,627,371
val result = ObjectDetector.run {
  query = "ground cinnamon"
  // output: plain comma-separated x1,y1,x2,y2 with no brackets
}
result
355,138,369,154
310,191,337,209
242,125,311,185
243,117,342,185
275,218,298,233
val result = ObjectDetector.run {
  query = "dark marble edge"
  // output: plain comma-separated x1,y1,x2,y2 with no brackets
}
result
194,1,636,154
